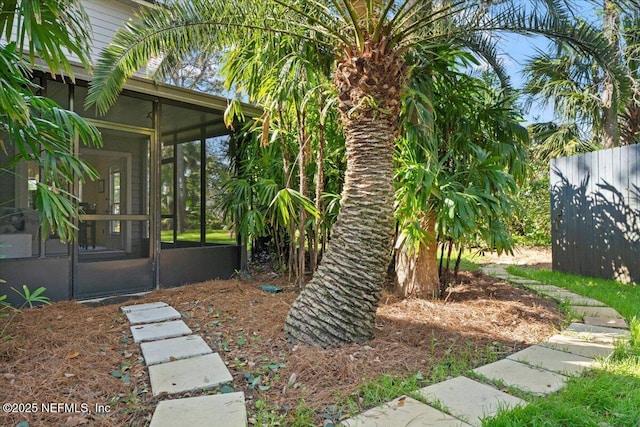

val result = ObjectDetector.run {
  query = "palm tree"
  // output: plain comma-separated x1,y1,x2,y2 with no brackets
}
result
0,0,101,241
395,52,528,299
523,1,639,155
87,0,622,348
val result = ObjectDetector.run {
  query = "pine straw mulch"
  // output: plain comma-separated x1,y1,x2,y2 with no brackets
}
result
0,270,564,426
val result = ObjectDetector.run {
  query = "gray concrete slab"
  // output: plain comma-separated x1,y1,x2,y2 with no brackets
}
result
149,392,246,427
125,306,181,325
539,290,581,299
507,278,543,285
480,268,510,278
564,322,631,343
341,396,472,427
541,334,615,359
570,306,624,319
121,302,168,313
584,316,629,329
149,353,232,395
473,359,567,395
524,285,565,293
140,335,212,366
130,320,192,343
417,376,526,427
507,345,594,376
558,296,606,307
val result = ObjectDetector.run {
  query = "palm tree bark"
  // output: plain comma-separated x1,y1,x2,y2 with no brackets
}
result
285,39,404,347
394,213,440,299
601,0,620,148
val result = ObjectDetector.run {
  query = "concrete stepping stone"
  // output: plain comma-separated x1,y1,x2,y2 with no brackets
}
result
507,345,594,376
541,334,614,359
130,320,192,343
524,284,565,293
417,376,525,427
480,268,510,278
149,392,246,427
538,290,581,299
149,353,233,395
121,301,168,313
508,278,542,285
341,396,472,427
473,359,567,395
564,322,630,343
570,306,624,319
125,306,181,325
140,335,212,365
584,316,629,329
558,296,606,307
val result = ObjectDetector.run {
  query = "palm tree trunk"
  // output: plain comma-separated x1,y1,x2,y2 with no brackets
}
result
601,0,620,148
285,40,404,347
394,213,440,299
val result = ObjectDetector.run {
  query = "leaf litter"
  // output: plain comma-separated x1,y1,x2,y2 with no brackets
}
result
0,265,562,426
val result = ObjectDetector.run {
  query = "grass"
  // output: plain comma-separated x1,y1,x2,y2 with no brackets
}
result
438,252,483,272
160,229,236,245
484,268,640,427
506,266,640,320
457,253,482,271
336,342,502,422
484,342,640,427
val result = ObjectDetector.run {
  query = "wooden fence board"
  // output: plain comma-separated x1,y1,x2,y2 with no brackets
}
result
551,145,639,283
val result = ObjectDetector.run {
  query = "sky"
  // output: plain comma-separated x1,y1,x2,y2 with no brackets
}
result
493,0,603,125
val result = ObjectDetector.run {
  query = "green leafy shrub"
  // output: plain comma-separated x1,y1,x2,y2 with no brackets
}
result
508,166,551,246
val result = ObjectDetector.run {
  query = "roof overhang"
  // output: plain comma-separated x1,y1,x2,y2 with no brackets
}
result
64,63,262,119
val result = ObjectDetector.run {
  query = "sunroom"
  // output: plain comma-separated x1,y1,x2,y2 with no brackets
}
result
0,72,258,302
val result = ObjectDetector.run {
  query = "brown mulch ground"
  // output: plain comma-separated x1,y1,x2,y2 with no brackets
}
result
0,264,562,426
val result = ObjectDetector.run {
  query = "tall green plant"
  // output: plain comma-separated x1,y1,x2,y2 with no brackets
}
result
395,51,528,297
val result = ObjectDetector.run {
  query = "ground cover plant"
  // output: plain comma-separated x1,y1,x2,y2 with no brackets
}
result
0,268,563,426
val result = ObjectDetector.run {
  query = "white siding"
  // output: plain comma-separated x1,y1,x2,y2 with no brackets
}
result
81,0,145,65
0,1,143,68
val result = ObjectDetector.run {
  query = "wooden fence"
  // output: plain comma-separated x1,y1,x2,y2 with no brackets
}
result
551,144,640,284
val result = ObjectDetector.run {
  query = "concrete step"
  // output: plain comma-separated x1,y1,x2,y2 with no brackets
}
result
541,334,615,359
473,359,567,396
149,353,232,396
121,301,168,313
557,296,606,307
124,306,181,325
507,345,594,376
507,278,543,286
341,396,472,427
584,316,629,329
140,335,212,366
523,284,565,293
537,290,582,299
417,376,526,427
564,322,631,343
570,306,624,319
130,320,192,343
149,392,246,427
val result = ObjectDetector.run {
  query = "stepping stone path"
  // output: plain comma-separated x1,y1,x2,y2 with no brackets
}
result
121,301,247,426
341,264,630,426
